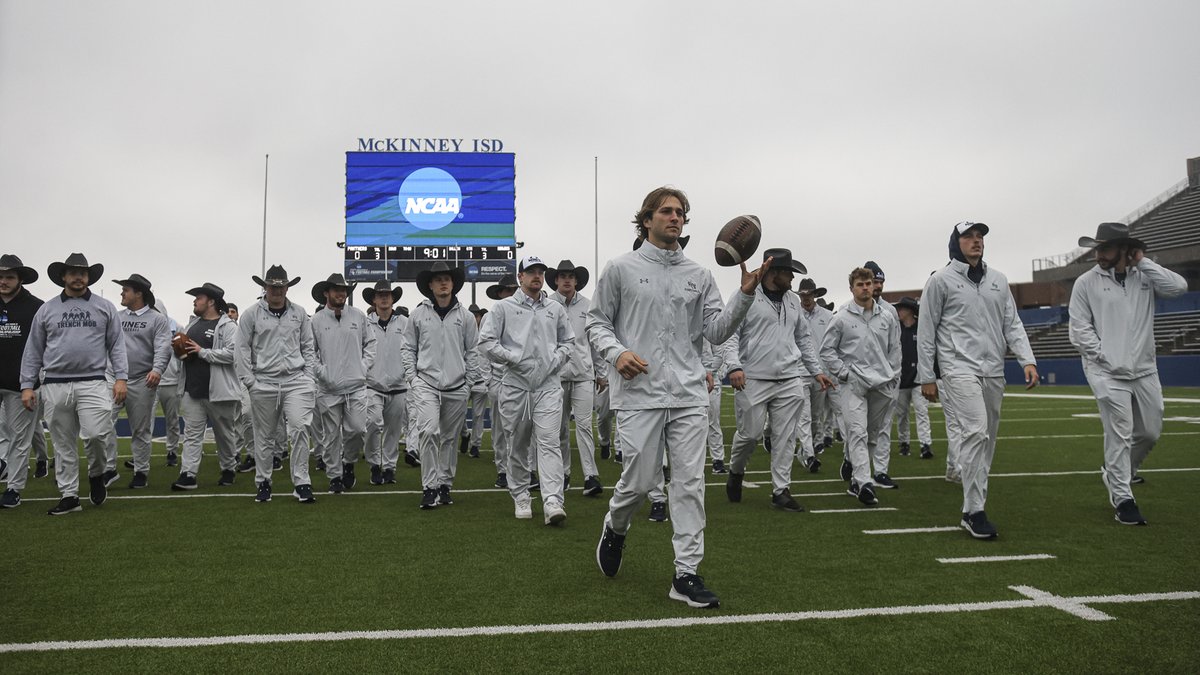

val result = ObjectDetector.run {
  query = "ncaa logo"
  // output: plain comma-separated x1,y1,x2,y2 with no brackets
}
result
397,167,463,231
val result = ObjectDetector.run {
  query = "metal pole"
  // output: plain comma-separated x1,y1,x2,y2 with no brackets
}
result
594,156,598,274
261,154,270,276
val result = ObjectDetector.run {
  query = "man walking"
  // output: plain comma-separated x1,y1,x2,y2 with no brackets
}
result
891,296,933,460
798,278,835,464
484,275,518,487
363,281,408,485
0,255,44,508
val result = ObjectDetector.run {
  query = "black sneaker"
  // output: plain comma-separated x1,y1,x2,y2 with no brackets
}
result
237,455,255,473
166,451,178,467
272,456,283,471
438,484,454,505
172,473,198,491
898,442,911,457
858,483,879,506
35,459,48,478
772,488,804,513
315,457,326,472
920,444,934,460
804,456,821,474
404,450,420,467
764,436,773,453
711,459,727,474
89,475,107,506
1131,474,1145,485
123,459,135,469
419,488,438,510
565,475,571,490
382,468,396,484
649,501,668,522
835,431,843,443
328,477,344,494
822,435,834,449
600,444,610,460
839,458,853,482
530,472,540,492
255,481,272,503
583,475,603,497
596,524,625,577
873,473,898,489
293,484,316,503
47,495,82,516
469,445,480,459
102,469,120,488
1,489,21,509
370,464,383,485
343,464,356,490
218,469,236,486
459,435,469,454
494,472,508,489
726,472,744,503
1115,499,1146,526
614,451,623,464
961,511,998,539
129,472,148,489
669,574,720,609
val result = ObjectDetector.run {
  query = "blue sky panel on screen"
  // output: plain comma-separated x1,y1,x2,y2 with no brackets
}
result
345,152,516,246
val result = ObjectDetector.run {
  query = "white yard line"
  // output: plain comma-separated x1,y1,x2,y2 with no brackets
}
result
809,507,899,514
937,554,1056,564
1005,393,1200,404
863,526,961,535
1,585,1194,653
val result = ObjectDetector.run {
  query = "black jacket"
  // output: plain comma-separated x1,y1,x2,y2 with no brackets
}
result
0,287,44,391
899,320,919,389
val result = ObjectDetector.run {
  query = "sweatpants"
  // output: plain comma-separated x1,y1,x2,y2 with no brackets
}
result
156,382,182,456
729,378,806,494
705,383,725,463
560,379,598,480
409,379,468,490
839,379,897,487
594,385,614,450
366,389,407,470
893,387,932,445
502,383,565,507
938,379,962,472
1,389,38,491
793,377,816,463
317,389,368,480
232,385,253,456
488,383,510,473
248,377,316,488
809,379,832,446
463,387,489,450
605,407,707,577
1085,367,1164,507
939,374,1005,514
104,377,157,474
180,393,239,476
42,380,115,499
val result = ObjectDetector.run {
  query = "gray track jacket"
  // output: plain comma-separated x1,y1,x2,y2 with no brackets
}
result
820,300,901,388
21,290,127,388
480,291,574,392
179,313,241,402
366,313,409,392
726,286,822,380
802,303,835,375
551,291,604,382
311,305,376,395
235,299,318,388
1068,258,1187,380
401,299,482,391
702,338,731,380
917,260,1035,383
586,245,753,410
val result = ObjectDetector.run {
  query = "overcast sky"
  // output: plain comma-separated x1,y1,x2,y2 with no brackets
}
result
2,0,1197,322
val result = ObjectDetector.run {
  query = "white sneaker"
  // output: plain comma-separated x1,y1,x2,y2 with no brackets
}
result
544,502,566,526
514,497,533,520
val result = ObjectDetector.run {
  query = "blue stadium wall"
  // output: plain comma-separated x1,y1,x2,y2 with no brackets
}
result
1005,356,1200,387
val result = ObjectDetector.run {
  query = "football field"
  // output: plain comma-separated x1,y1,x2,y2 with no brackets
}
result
2,385,1198,673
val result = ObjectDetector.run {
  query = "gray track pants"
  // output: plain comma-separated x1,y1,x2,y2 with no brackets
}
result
1085,366,1164,507
940,374,1004,514
249,377,316,487
560,379,598,480
42,380,115,498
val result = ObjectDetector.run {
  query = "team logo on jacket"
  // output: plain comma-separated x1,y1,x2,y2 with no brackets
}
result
398,168,462,231
685,280,699,293
57,308,97,328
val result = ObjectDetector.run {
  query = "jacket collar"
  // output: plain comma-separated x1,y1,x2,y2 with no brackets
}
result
60,289,93,302
636,242,685,266
844,300,880,319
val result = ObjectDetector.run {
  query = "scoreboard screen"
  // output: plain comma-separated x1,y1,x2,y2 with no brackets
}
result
345,151,516,282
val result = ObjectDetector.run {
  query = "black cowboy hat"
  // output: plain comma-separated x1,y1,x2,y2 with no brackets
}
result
485,274,519,300
762,247,807,275
48,253,103,287
113,273,157,309
468,303,488,316
817,298,835,311
397,306,410,317
186,282,229,313
796,278,827,298
416,262,465,301
252,264,301,288
546,259,590,292
0,254,38,285
633,234,690,251
362,280,403,305
895,296,920,316
1078,222,1147,251
311,273,355,305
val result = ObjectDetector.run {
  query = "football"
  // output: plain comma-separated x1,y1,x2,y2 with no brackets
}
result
714,215,762,267
172,332,194,361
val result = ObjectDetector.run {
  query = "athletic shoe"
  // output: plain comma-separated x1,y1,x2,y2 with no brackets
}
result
218,469,236,486
945,467,962,484
822,435,834,450
329,476,345,494
857,483,879,506
725,472,744,502
129,472,148,489
123,459,135,469
236,455,255,473
47,496,82,516
898,442,911,457
1131,474,1145,485
255,481,272,503
459,435,469,454
1115,499,1146,525
596,524,625,577
583,475,603,497
272,456,283,471
419,488,438,510
565,475,571,490
804,456,821,473
1,489,21,509
293,484,316,503
649,501,668,522
343,464,357,490
663,465,671,484
438,484,453,506
839,458,853,482
35,459,48,478
920,444,933,459
404,451,420,467
494,472,508,489
370,464,383,485
514,496,533,519
102,469,119,488
873,473,898,489
835,431,843,443
771,488,804,512
166,451,178,467
530,472,540,492
89,475,107,506
961,511,998,539
382,468,396,484
315,457,326,472
469,445,480,459
544,502,566,526
669,574,720,609
614,451,623,464
600,444,611,460
172,473,198,491
763,436,773,453
711,459,728,474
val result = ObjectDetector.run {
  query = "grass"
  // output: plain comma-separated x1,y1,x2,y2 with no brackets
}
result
2,385,1198,673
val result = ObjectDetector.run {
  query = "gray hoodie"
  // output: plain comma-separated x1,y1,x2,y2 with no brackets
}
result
21,290,127,388
179,313,241,402
479,290,574,392
586,244,753,410
401,299,482,391
551,290,604,382
235,298,318,388
366,312,410,392
1068,258,1186,380
726,285,823,381
820,300,901,388
311,305,377,395
115,306,172,379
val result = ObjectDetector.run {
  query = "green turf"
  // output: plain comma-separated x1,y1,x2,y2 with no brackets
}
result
2,385,1198,673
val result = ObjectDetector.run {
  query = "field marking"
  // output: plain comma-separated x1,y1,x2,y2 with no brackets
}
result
937,554,1056,564
809,507,899,514
863,526,961,535
1,585,1195,653
1006,393,1200,404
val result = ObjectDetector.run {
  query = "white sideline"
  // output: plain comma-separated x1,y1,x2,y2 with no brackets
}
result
1,586,1195,653
809,507,898,514
937,554,1057,564
1005,393,1200,404
863,526,961,535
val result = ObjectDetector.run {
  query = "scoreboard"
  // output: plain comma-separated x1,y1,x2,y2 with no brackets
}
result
343,244,516,284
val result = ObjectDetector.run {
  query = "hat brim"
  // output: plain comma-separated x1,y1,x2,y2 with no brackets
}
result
416,267,466,300
252,275,301,288
312,281,353,305
362,286,403,305
546,266,589,292
956,223,990,237
0,265,38,285
186,287,227,313
769,261,808,276
486,283,517,300
48,262,103,287
1078,235,1147,251
798,286,827,298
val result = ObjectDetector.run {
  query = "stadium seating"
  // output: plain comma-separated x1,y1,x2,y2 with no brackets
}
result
1019,308,1200,361
1133,187,1200,253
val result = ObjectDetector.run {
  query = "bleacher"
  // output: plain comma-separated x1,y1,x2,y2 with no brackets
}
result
1017,308,1200,361
1132,186,1200,253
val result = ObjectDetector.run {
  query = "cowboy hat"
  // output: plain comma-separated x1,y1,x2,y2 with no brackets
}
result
252,264,300,288
546,259,590,292
48,252,103,287
113,273,156,309
311,273,355,305
468,303,488,316
895,296,920,316
415,262,465,301
485,274,519,300
186,282,229,313
362,280,403,305
1078,222,1147,251
762,248,807,275
0,254,38,285
796,278,827,298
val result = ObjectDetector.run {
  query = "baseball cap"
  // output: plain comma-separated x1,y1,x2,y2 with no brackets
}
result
954,221,990,237
518,255,548,274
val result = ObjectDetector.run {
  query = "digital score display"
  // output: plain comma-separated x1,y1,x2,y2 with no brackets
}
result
343,245,516,284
